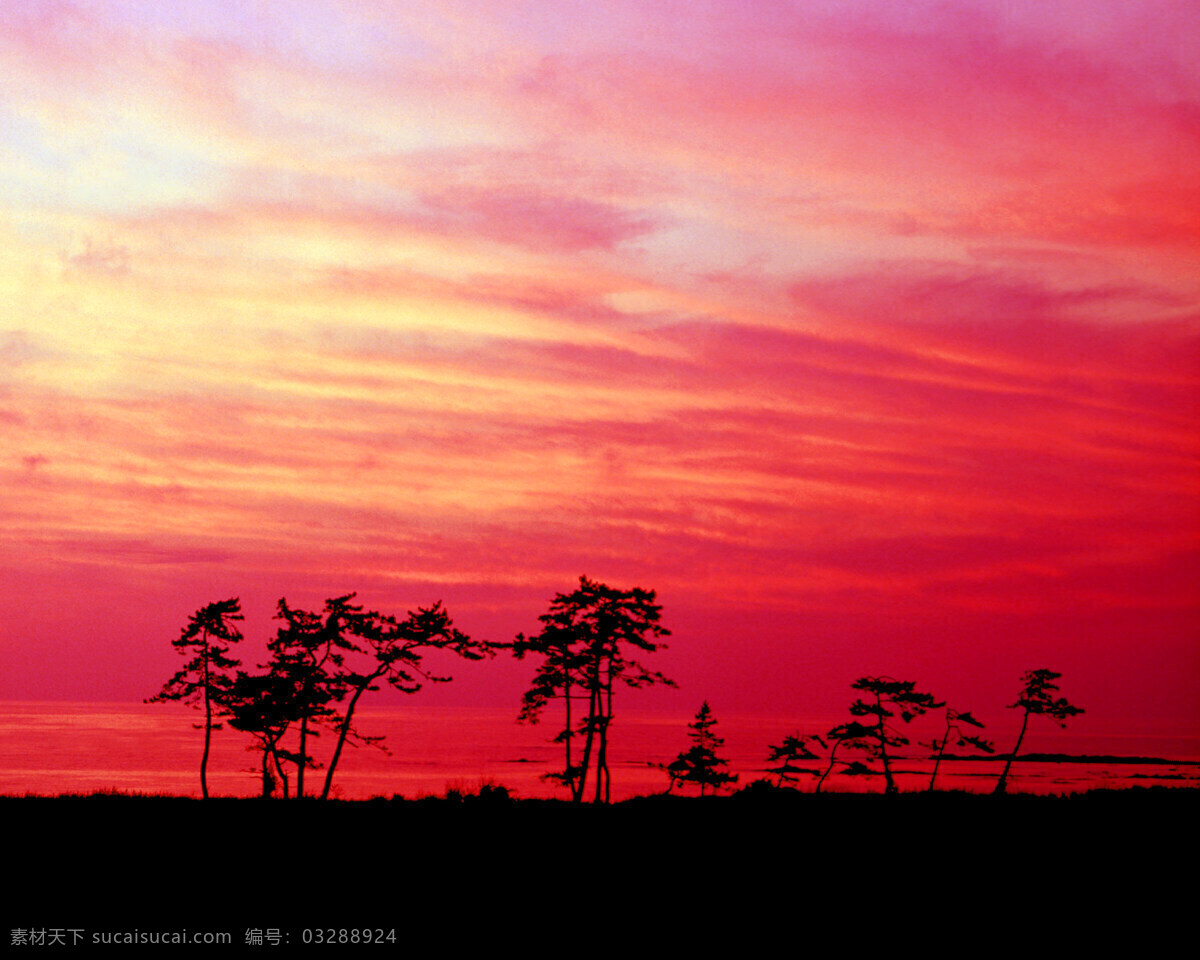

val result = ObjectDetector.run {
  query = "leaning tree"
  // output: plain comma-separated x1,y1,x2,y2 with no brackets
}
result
993,668,1084,795
319,597,488,801
765,732,826,789
922,705,993,792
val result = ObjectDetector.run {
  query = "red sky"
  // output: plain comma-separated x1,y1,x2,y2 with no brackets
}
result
2,1,1197,737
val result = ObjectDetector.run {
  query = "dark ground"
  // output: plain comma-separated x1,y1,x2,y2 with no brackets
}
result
5,786,1194,953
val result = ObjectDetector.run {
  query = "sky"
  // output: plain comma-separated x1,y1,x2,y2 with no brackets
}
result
2,1,1198,740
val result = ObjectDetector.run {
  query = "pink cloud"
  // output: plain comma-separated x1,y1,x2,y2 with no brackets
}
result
418,187,658,253
46,534,233,566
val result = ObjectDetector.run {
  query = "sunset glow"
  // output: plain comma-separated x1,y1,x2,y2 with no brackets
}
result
2,1,1197,749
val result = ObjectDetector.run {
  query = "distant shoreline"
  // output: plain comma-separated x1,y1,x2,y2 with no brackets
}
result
936,752,1200,765
4,782,1198,802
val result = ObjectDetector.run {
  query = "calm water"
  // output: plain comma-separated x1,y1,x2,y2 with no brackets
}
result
1,701,1196,799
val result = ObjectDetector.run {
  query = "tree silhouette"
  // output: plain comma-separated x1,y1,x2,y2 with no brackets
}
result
146,598,244,799
922,706,993,792
827,677,943,794
319,598,486,801
263,596,361,799
664,701,737,796
515,576,673,803
993,668,1084,795
816,721,874,793
217,593,485,800
765,732,825,788
224,667,297,797
514,615,587,793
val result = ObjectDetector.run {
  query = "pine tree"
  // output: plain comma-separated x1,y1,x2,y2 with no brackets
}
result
237,593,486,800
817,721,875,793
319,598,486,801
765,733,825,788
664,701,738,796
922,705,993,791
516,576,673,803
994,669,1083,795
146,599,244,799
264,596,356,799
826,677,943,794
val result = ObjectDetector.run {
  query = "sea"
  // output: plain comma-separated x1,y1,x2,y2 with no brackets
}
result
1,701,1197,800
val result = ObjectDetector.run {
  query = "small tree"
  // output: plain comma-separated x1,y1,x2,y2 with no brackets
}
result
146,598,244,799
765,733,825,788
664,702,737,796
923,706,993,792
828,677,943,794
993,669,1084,795
816,721,875,793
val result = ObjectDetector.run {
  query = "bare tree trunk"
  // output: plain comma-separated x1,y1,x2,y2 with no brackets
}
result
563,680,572,793
994,710,1030,795
928,727,951,792
593,712,606,804
876,692,896,794
297,713,309,799
817,741,842,793
260,749,275,798
576,685,599,803
321,674,378,800
296,634,334,800
272,745,289,799
594,680,611,804
200,627,212,799
561,683,581,799
603,679,613,804
201,707,212,799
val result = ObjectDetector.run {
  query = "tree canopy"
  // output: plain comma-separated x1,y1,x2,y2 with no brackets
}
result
153,592,485,800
